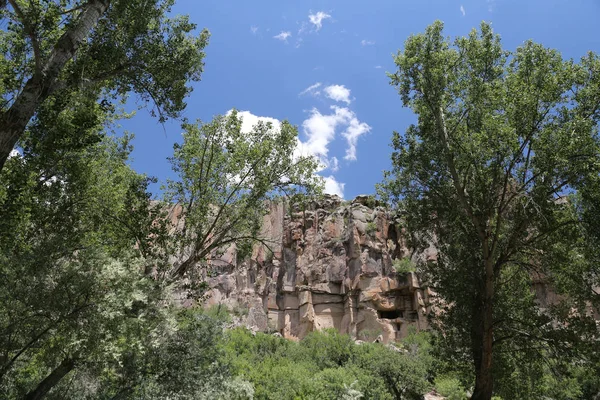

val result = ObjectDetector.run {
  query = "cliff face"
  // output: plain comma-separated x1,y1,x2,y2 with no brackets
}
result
204,195,436,343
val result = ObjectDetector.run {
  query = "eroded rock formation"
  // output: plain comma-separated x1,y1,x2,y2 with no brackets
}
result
204,194,436,343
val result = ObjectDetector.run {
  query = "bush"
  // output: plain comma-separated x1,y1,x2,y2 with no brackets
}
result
298,329,355,369
204,303,233,323
351,342,431,400
358,329,383,342
221,327,433,399
366,221,377,235
393,257,416,274
434,375,466,400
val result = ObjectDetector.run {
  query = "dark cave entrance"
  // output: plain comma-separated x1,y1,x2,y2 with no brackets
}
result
377,310,402,319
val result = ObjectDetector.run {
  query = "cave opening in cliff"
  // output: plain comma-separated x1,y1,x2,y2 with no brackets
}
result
377,310,402,319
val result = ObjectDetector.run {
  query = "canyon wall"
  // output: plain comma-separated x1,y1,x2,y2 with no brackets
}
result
203,195,436,343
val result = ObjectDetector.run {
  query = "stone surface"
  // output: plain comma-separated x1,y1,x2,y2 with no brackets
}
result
203,195,432,343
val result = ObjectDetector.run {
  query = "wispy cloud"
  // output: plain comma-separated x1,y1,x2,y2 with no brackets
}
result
460,5,466,16
300,82,322,97
338,108,371,161
374,65,382,69
361,39,375,46
308,11,331,31
250,26,258,34
487,0,496,12
330,157,339,173
273,31,292,42
324,85,352,104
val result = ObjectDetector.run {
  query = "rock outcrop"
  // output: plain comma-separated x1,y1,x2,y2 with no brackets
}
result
204,195,435,343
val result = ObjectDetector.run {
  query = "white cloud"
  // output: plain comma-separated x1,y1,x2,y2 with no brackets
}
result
299,82,322,97
228,85,371,199
374,65,382,69
226,109,347,198
460,5,466,16
361,39,375,46
323,175,345,197
273,31,291,42
298,108,343,160
330,157,339,172
487,0,495,12
340,114,371,161
295,105,370,164
308,11,331,31
8,149,21,159
324,85,352,104
250,26,258,34
233,110,282,135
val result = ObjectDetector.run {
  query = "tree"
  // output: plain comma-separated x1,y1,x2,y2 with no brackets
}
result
0,92,171,397
162,110,322,286
0,0,209,171
380,21,600,399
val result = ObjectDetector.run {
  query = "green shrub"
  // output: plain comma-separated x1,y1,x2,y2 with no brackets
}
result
366,221,377,235
358,329,383,342
231,303,249,317
434,375,466,400
204,303,232,323
222,326,433,399
393,257,416,274
298,329,355,369
351,342,431,399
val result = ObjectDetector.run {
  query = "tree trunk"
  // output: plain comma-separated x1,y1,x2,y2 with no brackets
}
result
471,261,495,400
23,358,76,400
0,0,111,172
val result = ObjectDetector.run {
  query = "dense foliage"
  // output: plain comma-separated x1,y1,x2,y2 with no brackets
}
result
222,328,433,400
0,0,209,170
380,21,600,400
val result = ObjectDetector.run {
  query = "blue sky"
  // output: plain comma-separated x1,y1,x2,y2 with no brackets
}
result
122,0,600,200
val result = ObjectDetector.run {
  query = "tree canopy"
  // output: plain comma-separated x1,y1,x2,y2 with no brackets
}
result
162,111,322,285
0,0,208,170
380,21,600,400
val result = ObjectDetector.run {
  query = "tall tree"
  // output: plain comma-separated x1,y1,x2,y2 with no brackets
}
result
380,21,600,400
0,0,208,171
162,111,322,287
0,92,167,397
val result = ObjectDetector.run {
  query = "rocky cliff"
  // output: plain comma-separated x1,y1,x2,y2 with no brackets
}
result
203,195,436,344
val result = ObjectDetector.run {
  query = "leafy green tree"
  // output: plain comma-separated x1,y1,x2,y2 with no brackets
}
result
163,111,322,283
297,329,355,370
0,93,171,398
351,342,431,400
0,0,209,170
380,21,600,399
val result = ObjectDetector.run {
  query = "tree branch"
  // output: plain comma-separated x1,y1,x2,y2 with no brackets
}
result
8,0,42,73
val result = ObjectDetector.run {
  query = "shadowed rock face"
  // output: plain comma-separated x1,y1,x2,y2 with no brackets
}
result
204,195,435,343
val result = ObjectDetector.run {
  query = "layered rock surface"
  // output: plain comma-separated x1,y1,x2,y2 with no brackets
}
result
204,195,435,343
